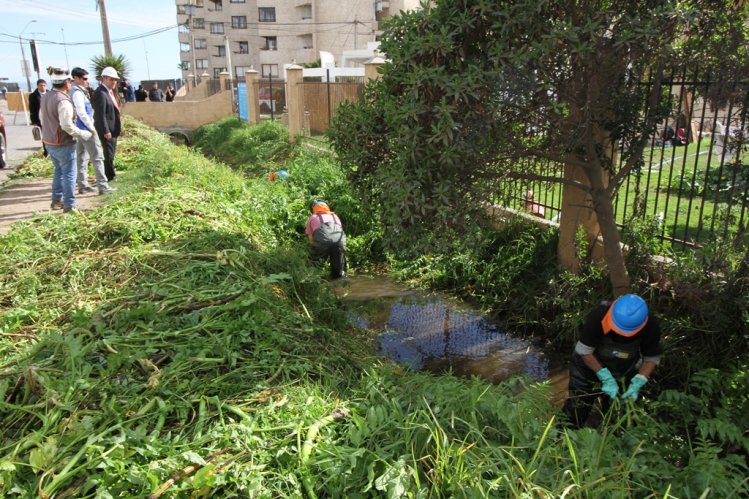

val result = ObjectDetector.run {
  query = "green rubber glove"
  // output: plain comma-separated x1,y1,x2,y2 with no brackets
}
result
596,367,619,399
622,374,648,401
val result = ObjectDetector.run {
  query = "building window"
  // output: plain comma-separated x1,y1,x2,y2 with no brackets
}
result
194,0,204,6
230,0,245,3
193,18,204,29
231,16,247,29
179,61,191,71
237,41,249,54
235,65,252,77
210,22,224,34
194,38,207,49
261,64,278,77
299,4,312,19
179,23,190,34
177,5,196,15
258,7,276,22
209,0,222,11
214,67,227,78
180,42,190,53
300,34,313,49
196,59,209,70
263,36,277,51
216,46,226,57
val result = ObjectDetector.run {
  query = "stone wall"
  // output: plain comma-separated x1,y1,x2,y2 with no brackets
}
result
122,90,232,130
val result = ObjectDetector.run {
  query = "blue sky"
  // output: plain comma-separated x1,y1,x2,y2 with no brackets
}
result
0,0,181,90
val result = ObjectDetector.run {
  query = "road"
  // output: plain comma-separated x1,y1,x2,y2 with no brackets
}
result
0,100,104,235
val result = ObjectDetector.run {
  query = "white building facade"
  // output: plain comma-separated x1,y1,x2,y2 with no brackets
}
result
175,0,421,80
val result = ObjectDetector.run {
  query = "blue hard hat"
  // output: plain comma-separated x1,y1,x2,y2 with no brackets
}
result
611,294,648,336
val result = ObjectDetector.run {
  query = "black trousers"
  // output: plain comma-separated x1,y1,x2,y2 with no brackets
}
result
100,135,117,181
562,354,637,428
310,240,346,279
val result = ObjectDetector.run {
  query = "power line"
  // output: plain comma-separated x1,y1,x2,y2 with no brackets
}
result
0,25,178,47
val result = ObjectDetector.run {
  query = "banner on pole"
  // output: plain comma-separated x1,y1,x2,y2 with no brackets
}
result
30,40,40,74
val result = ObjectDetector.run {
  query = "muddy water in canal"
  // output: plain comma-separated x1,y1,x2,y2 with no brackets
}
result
340,275,570,406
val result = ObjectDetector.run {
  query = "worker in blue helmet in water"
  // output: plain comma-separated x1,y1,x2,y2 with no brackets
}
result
562,294,663,428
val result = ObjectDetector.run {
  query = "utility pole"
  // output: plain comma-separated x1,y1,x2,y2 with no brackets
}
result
97,0,113,56
61,28,70,69
18,20,36,92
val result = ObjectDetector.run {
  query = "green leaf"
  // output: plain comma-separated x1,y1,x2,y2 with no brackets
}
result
28,440,57,473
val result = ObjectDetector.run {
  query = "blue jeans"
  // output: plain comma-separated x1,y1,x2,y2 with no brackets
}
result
48,143,77,209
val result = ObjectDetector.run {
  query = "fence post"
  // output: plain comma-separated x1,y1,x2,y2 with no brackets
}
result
364,52,386,81
286,63,304,142
245,68,260,125
187,74,195,90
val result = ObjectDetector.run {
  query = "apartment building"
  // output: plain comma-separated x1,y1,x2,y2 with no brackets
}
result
175,0,421,81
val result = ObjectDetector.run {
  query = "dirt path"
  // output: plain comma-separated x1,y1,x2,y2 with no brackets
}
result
0,179,103,234
0,101,103,235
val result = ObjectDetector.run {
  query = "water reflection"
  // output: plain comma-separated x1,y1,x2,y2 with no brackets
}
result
342,275,568,396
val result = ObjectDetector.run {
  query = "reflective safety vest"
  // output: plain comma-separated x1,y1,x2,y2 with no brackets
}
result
595,333,643,377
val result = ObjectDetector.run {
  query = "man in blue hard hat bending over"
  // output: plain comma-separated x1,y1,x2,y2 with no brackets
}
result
562,294,663,428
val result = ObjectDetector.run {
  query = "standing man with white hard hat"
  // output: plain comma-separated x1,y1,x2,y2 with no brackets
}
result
562,294,663,428
40,68,93,213
93,66,121,182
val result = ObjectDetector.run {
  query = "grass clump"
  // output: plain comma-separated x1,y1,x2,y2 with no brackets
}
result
191,117,292,173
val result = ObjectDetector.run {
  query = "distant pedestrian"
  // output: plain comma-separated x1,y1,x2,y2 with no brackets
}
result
41,69,93,213
28,79,48,156
135,85,147,102
149,82,164,102
0,85,7,100
164,83,175,102
93,66,122,182
121,79,136,102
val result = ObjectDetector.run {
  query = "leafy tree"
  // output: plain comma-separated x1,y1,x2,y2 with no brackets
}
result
328,0,749,295
90,54,130,80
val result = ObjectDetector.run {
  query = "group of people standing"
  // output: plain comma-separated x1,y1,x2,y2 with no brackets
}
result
31,66,122,213
133,82,174,102
119,80,174,103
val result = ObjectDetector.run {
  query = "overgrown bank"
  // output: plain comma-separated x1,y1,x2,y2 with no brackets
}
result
0,117,746,497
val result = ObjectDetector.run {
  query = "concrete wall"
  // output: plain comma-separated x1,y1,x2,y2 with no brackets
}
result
122,90,232,129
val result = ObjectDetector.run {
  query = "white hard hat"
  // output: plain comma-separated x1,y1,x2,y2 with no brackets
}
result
101,66,120,79
49,68,71,84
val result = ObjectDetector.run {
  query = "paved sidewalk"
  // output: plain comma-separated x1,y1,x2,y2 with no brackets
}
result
0,100,104,235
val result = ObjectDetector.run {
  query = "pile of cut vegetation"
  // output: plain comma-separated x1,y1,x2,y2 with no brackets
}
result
0,118,746,497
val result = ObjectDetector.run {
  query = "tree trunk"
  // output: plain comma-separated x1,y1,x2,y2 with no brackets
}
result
587,164,631,296
557,163,601,273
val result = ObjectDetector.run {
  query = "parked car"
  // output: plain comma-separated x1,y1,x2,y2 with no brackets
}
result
0,109,7,169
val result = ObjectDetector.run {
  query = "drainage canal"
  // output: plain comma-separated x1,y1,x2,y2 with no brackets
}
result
342,275,569,405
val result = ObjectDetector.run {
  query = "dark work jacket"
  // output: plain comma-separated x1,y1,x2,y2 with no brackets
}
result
92,85,121,139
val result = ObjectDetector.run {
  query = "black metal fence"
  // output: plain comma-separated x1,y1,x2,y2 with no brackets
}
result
499,71,749,250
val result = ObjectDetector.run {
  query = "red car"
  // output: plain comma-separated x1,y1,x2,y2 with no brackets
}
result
0,109,6,169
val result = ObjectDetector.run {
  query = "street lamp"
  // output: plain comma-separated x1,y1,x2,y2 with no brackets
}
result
18,20,37,92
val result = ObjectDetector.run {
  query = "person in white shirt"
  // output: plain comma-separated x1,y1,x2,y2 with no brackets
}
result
70,67,115,195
